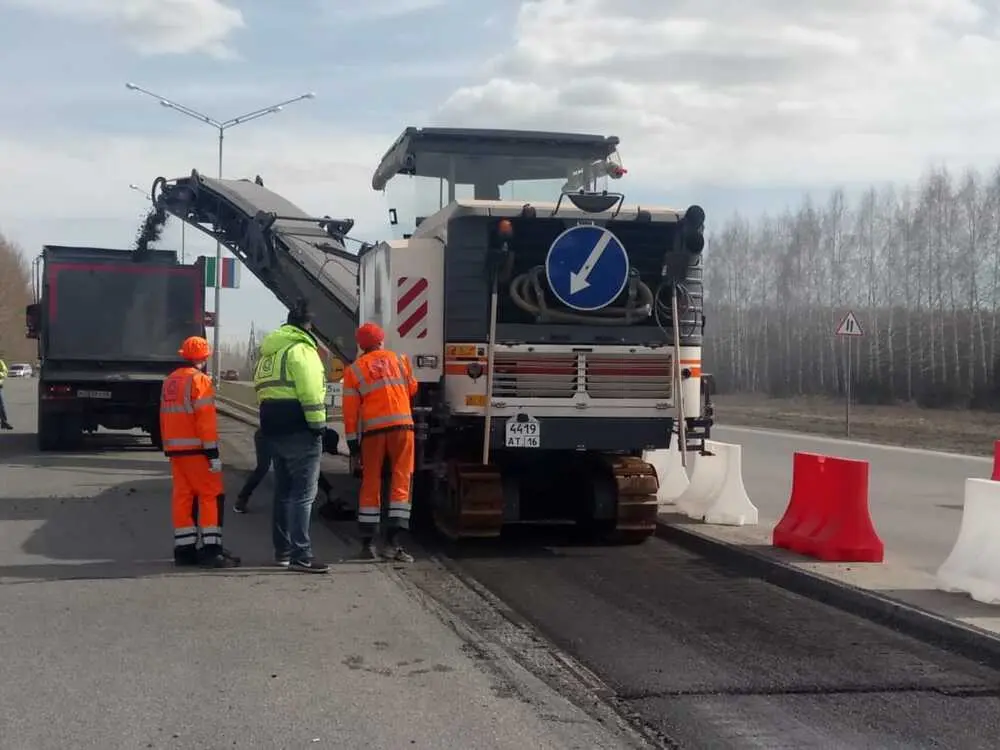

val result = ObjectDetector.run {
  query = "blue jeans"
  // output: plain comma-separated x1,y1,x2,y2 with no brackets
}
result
238,430,272,499
266,430,322,562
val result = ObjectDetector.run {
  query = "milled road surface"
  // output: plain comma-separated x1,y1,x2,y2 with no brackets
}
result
0,379,641,750
292,420,1000,747
203,390,1000,747
437,533,1000,748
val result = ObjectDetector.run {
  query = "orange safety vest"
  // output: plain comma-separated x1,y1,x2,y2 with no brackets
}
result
342,349,418,442
160,366,220,457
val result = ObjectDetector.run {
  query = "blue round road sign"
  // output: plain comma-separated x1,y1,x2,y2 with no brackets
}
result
545,225,630,311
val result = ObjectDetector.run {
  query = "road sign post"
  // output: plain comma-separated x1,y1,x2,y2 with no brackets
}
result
545,225,630,311
835,311,864,437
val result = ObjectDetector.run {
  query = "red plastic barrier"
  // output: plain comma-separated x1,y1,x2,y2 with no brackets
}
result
991,441,1000,481
772,452,828,552
772,451,884,563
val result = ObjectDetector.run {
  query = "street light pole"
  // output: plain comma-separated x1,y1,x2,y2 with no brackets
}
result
130,182,186,261
124,82,316,383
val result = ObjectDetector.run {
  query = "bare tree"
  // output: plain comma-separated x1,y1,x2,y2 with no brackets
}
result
704,165,1000,410
0,231,35,363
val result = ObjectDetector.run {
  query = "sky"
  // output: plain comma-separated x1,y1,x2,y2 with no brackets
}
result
2,0,999,344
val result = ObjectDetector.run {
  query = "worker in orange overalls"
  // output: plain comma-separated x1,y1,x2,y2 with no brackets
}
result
161,336,240,568
342,322,418,562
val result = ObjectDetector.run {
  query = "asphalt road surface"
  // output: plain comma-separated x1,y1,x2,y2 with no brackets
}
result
435,529,1000,749
0,379,640,750
713,425,992,573
309,424,1000,747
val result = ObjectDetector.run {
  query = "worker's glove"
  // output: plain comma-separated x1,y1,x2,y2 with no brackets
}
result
208,458,223,473
347,439,360,457
322,428,340,456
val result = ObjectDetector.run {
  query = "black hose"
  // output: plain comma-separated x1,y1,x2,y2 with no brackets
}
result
508,265,653,324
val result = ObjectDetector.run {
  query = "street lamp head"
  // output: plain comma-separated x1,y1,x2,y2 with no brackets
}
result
303,92,317,99
125,82,138,90
269,106,282,114
159,100,171,107
129,183,140,189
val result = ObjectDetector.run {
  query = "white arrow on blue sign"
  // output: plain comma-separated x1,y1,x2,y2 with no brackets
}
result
544,225,630,311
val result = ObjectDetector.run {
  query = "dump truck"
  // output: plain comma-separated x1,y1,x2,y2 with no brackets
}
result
25,245,206,451
151,126,714,544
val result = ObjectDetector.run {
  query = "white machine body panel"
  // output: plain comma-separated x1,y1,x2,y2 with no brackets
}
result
358,237,444,382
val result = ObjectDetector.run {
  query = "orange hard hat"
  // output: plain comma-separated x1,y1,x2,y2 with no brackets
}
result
355,322,384,352
179,336,212,362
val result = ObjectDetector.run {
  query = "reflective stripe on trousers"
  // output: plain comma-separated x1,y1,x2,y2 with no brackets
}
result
174,525,198,547
163,437,218,451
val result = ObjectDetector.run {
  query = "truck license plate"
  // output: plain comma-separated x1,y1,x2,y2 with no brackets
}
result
505,415,540,448
77,390,112,399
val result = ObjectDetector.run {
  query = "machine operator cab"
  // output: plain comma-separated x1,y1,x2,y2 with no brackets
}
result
372,127,628,240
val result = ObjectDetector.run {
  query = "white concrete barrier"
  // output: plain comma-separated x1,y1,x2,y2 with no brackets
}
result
701,442,758,526
936,478,1000,605
674,441,726,519
673,440,758,526
643,445,690,506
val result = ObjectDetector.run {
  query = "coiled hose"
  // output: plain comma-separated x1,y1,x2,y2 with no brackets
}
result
653,281,698,339
508,265,653,325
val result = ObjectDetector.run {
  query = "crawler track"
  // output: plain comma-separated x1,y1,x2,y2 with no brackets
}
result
431,455,660,544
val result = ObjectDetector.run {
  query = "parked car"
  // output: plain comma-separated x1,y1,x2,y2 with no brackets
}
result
221,369,240,381
8,363,34,378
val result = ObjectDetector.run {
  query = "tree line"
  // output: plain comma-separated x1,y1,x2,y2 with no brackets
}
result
702,166,1000,410
0,232,35,364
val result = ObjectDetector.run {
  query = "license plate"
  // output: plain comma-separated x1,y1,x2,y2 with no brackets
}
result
77,390,112,399
505,415,540,448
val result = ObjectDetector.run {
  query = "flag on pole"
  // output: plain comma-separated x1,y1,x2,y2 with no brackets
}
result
203,256,241,289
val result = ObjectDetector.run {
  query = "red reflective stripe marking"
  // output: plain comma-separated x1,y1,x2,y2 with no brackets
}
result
398,301,428,338
397,277,428,312
396,277,428,339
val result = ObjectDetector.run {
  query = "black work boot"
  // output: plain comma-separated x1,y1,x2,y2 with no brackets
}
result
233,495,249,514
173,545,199,567
357,536,378,560
381,528,414,563
1,422,12,430
198,545,241,568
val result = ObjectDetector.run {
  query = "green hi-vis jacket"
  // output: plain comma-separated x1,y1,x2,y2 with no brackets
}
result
253,324,327,436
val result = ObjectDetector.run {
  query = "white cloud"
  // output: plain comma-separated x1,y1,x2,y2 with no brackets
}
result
437,0,1000,187
2,0,244,57
318,0,447,22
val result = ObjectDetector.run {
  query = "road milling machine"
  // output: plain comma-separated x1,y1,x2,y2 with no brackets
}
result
152,126,714,544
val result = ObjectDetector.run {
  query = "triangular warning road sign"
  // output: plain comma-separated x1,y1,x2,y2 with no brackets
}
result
836,311,864,337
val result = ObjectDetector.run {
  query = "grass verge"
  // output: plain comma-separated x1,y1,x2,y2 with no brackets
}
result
714,394,999,457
